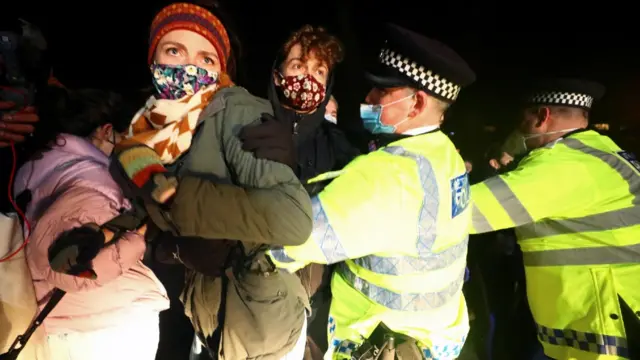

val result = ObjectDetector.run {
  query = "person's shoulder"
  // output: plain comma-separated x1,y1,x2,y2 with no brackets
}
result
204,86,273,127
214,86,271,112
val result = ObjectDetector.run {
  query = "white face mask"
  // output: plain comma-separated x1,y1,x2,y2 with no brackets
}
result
324,114,337,124
521,128,578,152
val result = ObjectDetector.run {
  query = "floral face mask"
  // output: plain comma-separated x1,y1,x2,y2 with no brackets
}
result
151,63,219,100
277,73,326,111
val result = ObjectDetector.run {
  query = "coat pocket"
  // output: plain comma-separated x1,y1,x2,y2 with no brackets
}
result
230,269,287,304
222,269,305,359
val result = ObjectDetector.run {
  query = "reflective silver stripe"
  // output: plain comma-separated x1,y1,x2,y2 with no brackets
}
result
523,243,640,266
483,176,534,226
472,203,494,233
309,196,349,264
563,138,640,205
338,262,465,311
353,237,468,275
352,146,467,275
384,146,439,257
519,206,640,240
269,246,295,263
519,138,640,241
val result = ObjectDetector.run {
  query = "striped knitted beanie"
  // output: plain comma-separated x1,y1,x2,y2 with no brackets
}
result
148,2,231,72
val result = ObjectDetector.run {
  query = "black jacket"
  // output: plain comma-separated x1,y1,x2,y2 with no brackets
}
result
267,66,359,196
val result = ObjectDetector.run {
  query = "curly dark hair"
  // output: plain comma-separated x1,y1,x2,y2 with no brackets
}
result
280,25,344,71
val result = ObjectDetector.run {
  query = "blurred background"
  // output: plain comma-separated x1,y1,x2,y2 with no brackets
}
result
9,0,640,164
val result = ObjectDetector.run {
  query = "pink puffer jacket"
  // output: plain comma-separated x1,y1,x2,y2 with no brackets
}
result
13,134,169,334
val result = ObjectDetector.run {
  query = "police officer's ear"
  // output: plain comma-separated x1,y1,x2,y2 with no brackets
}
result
409,90,430,117
534,106,552,128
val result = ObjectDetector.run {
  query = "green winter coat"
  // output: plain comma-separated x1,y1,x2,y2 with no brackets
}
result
153,86,312,359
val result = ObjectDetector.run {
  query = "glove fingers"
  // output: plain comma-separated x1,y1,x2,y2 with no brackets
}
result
50,246,80,274
49,226,105,274
239,123,283,140
260,113,277,122
254,148,293,164
242,137,289,151
253,148,271,161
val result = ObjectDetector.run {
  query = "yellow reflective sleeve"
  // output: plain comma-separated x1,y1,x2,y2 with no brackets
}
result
268,153,415,268
470,178,519,233
470,148,597,234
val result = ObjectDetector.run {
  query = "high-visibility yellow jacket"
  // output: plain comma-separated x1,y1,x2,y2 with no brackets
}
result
471,130,640,360
269,130,471,359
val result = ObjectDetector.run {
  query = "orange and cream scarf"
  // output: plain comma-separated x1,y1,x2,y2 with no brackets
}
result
125,73,233,164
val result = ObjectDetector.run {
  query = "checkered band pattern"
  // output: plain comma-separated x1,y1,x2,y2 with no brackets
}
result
529,92,594,108
379,48,462,101
536,324,629,358
423,341,465,360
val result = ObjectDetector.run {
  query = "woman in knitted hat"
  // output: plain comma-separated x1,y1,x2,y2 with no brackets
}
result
109,2,313,359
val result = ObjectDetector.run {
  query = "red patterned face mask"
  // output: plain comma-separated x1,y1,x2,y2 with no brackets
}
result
277,74,326,111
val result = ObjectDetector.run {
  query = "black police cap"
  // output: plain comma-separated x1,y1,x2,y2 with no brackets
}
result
526,78,605,110
364,24,476,103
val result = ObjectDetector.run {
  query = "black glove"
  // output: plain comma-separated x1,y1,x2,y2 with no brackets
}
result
239,113,296,170
48,224,104,278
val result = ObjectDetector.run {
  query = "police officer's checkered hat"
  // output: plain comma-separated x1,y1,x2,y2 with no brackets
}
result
364,24,476,103
526,78,605,110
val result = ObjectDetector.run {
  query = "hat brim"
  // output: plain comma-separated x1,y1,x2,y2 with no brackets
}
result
363,61,413,89
364,71,413,89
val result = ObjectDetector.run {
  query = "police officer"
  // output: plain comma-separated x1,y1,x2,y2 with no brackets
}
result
470,78,640,360
268,24,476,360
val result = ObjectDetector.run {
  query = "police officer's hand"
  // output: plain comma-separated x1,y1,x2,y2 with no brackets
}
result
239,113,296,170
0,102,38,147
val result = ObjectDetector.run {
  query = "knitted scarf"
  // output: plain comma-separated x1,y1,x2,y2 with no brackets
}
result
124,72,233,164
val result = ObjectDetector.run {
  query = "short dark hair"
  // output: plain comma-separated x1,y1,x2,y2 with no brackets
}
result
526,105,589,121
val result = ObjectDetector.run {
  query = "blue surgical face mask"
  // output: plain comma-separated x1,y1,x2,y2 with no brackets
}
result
360,93,415,134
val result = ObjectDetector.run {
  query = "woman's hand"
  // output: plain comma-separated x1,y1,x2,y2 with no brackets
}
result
151,174,178,204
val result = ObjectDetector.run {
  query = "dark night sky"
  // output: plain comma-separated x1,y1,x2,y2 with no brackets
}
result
9,0,640,154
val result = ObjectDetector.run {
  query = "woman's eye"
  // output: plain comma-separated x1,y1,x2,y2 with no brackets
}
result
166,47,179,56
203,57,215,65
